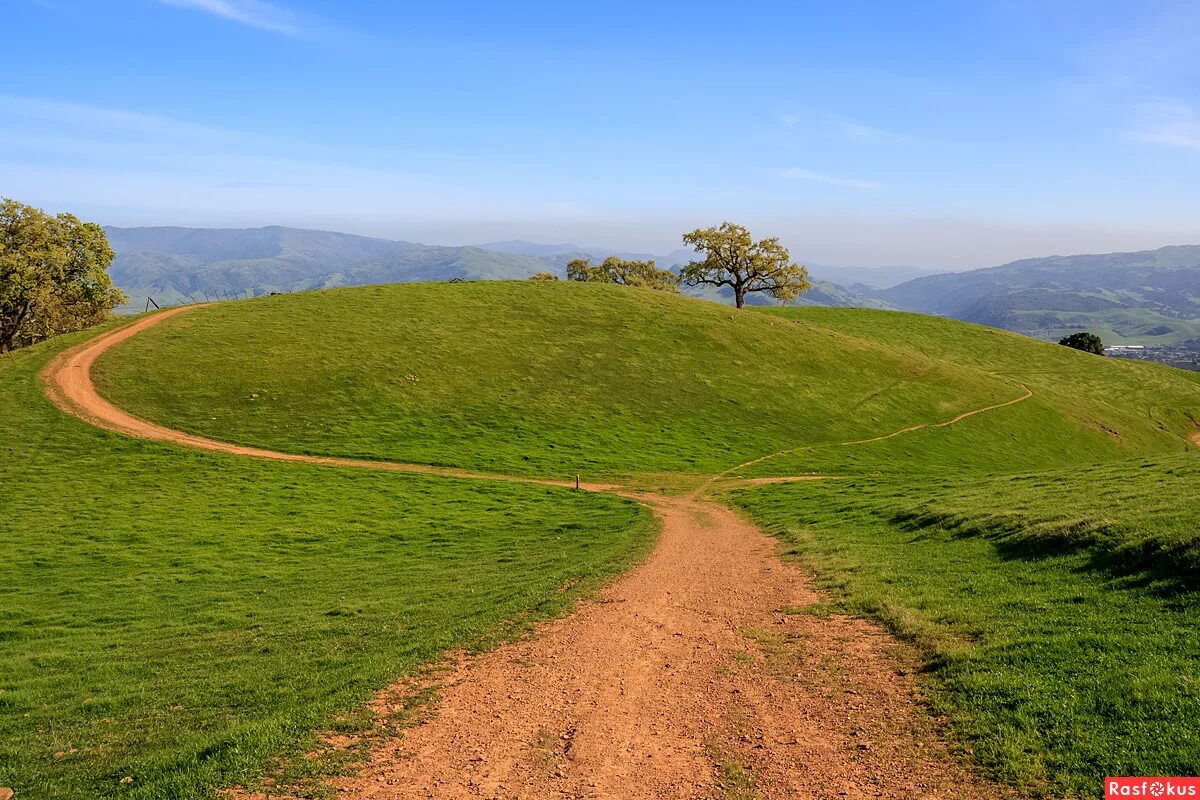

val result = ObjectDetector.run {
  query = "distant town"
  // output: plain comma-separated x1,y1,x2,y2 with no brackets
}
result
1105,343,1200,371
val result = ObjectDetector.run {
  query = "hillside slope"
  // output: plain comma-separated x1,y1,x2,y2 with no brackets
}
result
873,244,1200,343
744,306,1200,476
106,225,550,304
0,327,653,800
91,282,1200,481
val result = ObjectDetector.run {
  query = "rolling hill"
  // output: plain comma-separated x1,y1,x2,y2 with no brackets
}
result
90,282,1198,482
106,226,879,313
9,281,1200,798
0,313,653,800
872,244,1200,344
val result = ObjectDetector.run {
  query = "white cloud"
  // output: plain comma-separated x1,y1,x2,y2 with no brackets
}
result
781,168,882,191
776,112,908,144
158,0,303,36
1132,100,1200,150
835,118,907,144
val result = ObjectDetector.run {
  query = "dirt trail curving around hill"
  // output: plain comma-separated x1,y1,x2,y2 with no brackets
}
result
44,308,1013,799
41,308,616,491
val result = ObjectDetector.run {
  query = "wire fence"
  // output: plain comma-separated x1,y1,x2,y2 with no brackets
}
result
134,287,286,313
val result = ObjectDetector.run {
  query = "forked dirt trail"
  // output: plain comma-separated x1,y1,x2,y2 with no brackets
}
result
337,494,1005,800
43,309,1013,799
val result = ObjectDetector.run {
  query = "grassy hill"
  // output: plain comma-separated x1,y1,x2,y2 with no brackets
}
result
92,283,1199,485
10,282,1200,798
740,306,1200,476
0,327,654,800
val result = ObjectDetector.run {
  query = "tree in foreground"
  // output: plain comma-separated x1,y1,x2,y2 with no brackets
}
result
1058,332,1104,355
0,198,125,353
566,256,680,292
679,222,811,309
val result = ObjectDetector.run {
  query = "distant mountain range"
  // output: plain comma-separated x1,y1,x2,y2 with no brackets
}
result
105,226,551,304
866,245,1200,345
106,225,1200,345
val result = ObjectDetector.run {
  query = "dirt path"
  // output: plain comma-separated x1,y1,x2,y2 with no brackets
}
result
43,308,1012,799
333,494,1005,800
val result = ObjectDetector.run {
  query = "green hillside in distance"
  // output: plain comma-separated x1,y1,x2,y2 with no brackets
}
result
872,244,1200,344
105,225,552,306
92,282,1200,484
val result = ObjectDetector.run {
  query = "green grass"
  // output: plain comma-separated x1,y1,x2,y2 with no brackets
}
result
728,457,1200,797
0,328,656,800
95,287,1200,484
11,284,1200,799
92,283,1025,481
743,307,1200,477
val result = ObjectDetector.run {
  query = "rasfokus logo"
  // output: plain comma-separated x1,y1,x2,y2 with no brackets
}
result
1107,778,1200,797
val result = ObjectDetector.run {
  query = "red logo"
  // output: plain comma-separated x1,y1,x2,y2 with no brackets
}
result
1107,778,1200,798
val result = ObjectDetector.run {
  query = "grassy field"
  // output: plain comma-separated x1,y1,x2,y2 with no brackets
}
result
727,309,1200,797
0,327,656,800
94,286,1200,484
11,284,1200,799
728,460,1200,796
743,307,1200,477
92,282,1022,481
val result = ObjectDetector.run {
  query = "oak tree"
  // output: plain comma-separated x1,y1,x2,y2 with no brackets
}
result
679,222,811,309
0,198,125,353
1058,332,1104,355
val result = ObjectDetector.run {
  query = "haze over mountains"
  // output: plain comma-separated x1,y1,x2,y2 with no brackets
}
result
106,225,1200,345
867,245,1200,345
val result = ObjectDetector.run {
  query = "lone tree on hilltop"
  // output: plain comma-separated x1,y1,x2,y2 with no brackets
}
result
566,256,679,293
0,198,125,353
1059,332,1104,355
679,222,811,309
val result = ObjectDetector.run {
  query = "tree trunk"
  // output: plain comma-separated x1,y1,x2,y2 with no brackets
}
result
734,288,746,309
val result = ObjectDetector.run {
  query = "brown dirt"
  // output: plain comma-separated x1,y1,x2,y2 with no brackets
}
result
45,308,1015,799
330,494,1009,800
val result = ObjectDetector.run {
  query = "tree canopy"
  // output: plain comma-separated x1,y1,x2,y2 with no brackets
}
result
1058,332,1104,355
679,222,811,309
566,256,679,292
0,198,125,353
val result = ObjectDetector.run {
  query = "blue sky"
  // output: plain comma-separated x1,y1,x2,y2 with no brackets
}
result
3,0,1200,266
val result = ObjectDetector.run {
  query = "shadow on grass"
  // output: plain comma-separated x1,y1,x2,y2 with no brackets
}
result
891,509,1200,598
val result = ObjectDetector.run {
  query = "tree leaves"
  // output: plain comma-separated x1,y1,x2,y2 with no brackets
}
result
679,222,812,308
565,256,680,293
0,199,125,352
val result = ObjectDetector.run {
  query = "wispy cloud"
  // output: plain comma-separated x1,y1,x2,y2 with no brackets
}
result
781,168,882,191
776,112,909,144
158,0,304,37
1131,99,1200,149
835,118,907,144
